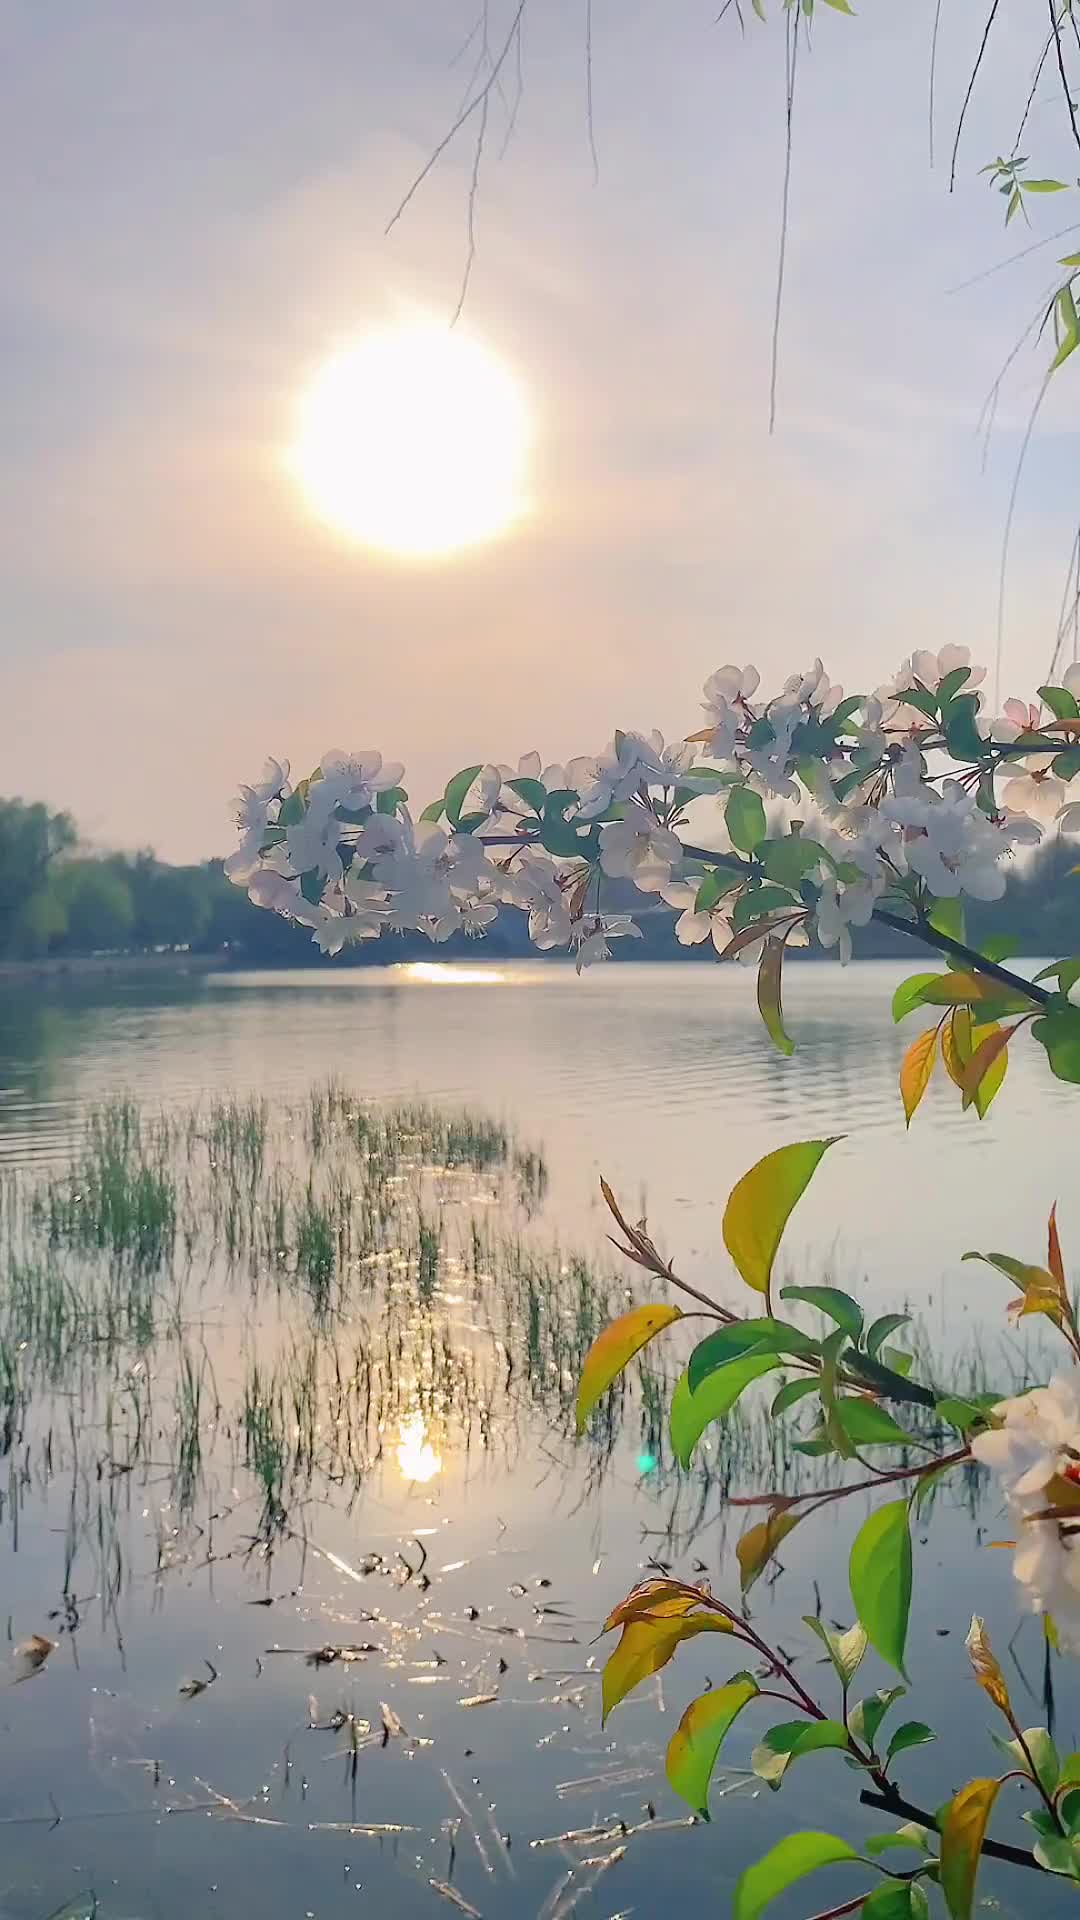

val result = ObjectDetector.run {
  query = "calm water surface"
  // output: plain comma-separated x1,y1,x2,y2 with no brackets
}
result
0,962,1075,1920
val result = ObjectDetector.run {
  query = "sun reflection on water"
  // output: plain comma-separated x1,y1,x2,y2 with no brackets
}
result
396,1410,443,1484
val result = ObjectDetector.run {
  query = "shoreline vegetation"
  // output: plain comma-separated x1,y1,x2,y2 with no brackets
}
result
3,792,1079,975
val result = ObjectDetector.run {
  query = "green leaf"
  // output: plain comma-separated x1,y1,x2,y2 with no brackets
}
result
751,1719,851,1789
936,1393,997,1435
929,897,966,945
850,1501,912,1677
940,1777,1003,1920
726,785,768,854
771,1377,821,1416
848,1686,906,1750
506,776,546,812
731,883,799,929
688,1318,818,1391
420,799,445,823
992,1726,1059,1795
863,1888,930,1920
1027,178,1068,191
887,1722,936,1763
1052,748,1080,780
899,686,939,722
834,1398,915,1449
892,973,943,1022
723,1139,840,1297
803,1617,868,1690
1039,684,1080,720
1033,1005,1080,1082
666,1676,759,1817
941,695,986,763
695,867,742,912
576,1304,682,1432
822,0,856,11
299,867,323,905
864,1824,932,1858
866,1314,912,1359
781,1285,863,1341
935,668,972,707
733,1832,860,1920
757,938,795,1057
1034,958,1080,996
670,1353,782,1468
444,765,483,828
759,837,829,888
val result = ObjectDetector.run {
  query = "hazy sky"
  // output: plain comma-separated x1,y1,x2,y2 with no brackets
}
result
2,0,1076,861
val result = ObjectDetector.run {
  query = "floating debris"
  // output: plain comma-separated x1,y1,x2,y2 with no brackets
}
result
11,1635,55,1684
178,1659,219,1699
428,1880,483,1918
458,1691,499,1710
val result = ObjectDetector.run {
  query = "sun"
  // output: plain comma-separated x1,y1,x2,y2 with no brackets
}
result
287,323,530,558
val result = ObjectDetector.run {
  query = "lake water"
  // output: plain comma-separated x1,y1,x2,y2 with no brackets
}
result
0,961,1076,1919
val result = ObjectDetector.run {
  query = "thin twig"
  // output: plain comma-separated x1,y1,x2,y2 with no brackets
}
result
928,0,943,168
1048,0,1080,159
385,0,528,236
769,9,799,434
451,92,488,325
1014,26,1056,154
585,0,599,181
995,370,1053,710
950,0,1003,192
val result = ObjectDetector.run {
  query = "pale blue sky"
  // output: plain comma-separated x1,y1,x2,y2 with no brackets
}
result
2,0,1076,859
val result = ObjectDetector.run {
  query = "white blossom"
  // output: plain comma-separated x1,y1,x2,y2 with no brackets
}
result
747,704,800,801
318,749,404,810
701,664,760,759
882,766,1033,901
813,872,875,964
496,752,574,814
224,759,291,885
660,879,732,953
571,914,642,971
1001,757,1071,825
1063,663,1080,700
877,646,985,728
971,1379,1080,1651
782,659,843,716
599,811,684,892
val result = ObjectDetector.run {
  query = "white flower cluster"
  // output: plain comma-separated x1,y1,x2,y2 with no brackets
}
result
971,1378,1080,1652
226,648,1080,967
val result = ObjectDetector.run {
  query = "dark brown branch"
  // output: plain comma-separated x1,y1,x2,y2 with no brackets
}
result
859,1787,1040,1872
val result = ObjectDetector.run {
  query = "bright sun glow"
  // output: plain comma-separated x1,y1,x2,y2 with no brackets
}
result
396,1410,443,1484
288,323,530,558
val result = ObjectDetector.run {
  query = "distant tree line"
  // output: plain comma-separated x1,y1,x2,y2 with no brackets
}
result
0,794,1076,965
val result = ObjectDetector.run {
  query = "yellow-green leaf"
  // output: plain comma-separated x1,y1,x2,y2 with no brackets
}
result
940,1777,1003,1920
670,1354,782,1469
723,1139,840,1297
666,1676,759,1816
603,1578,712,1633
960,1022,1015,1112
849,1500,912,1677
756,937,795,1056
734,1832,860,1920
601,1611,734,1723
900,1025,937,1127
737,1508,802,1594
965,1616,1012,1719
576,1303,682,1432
